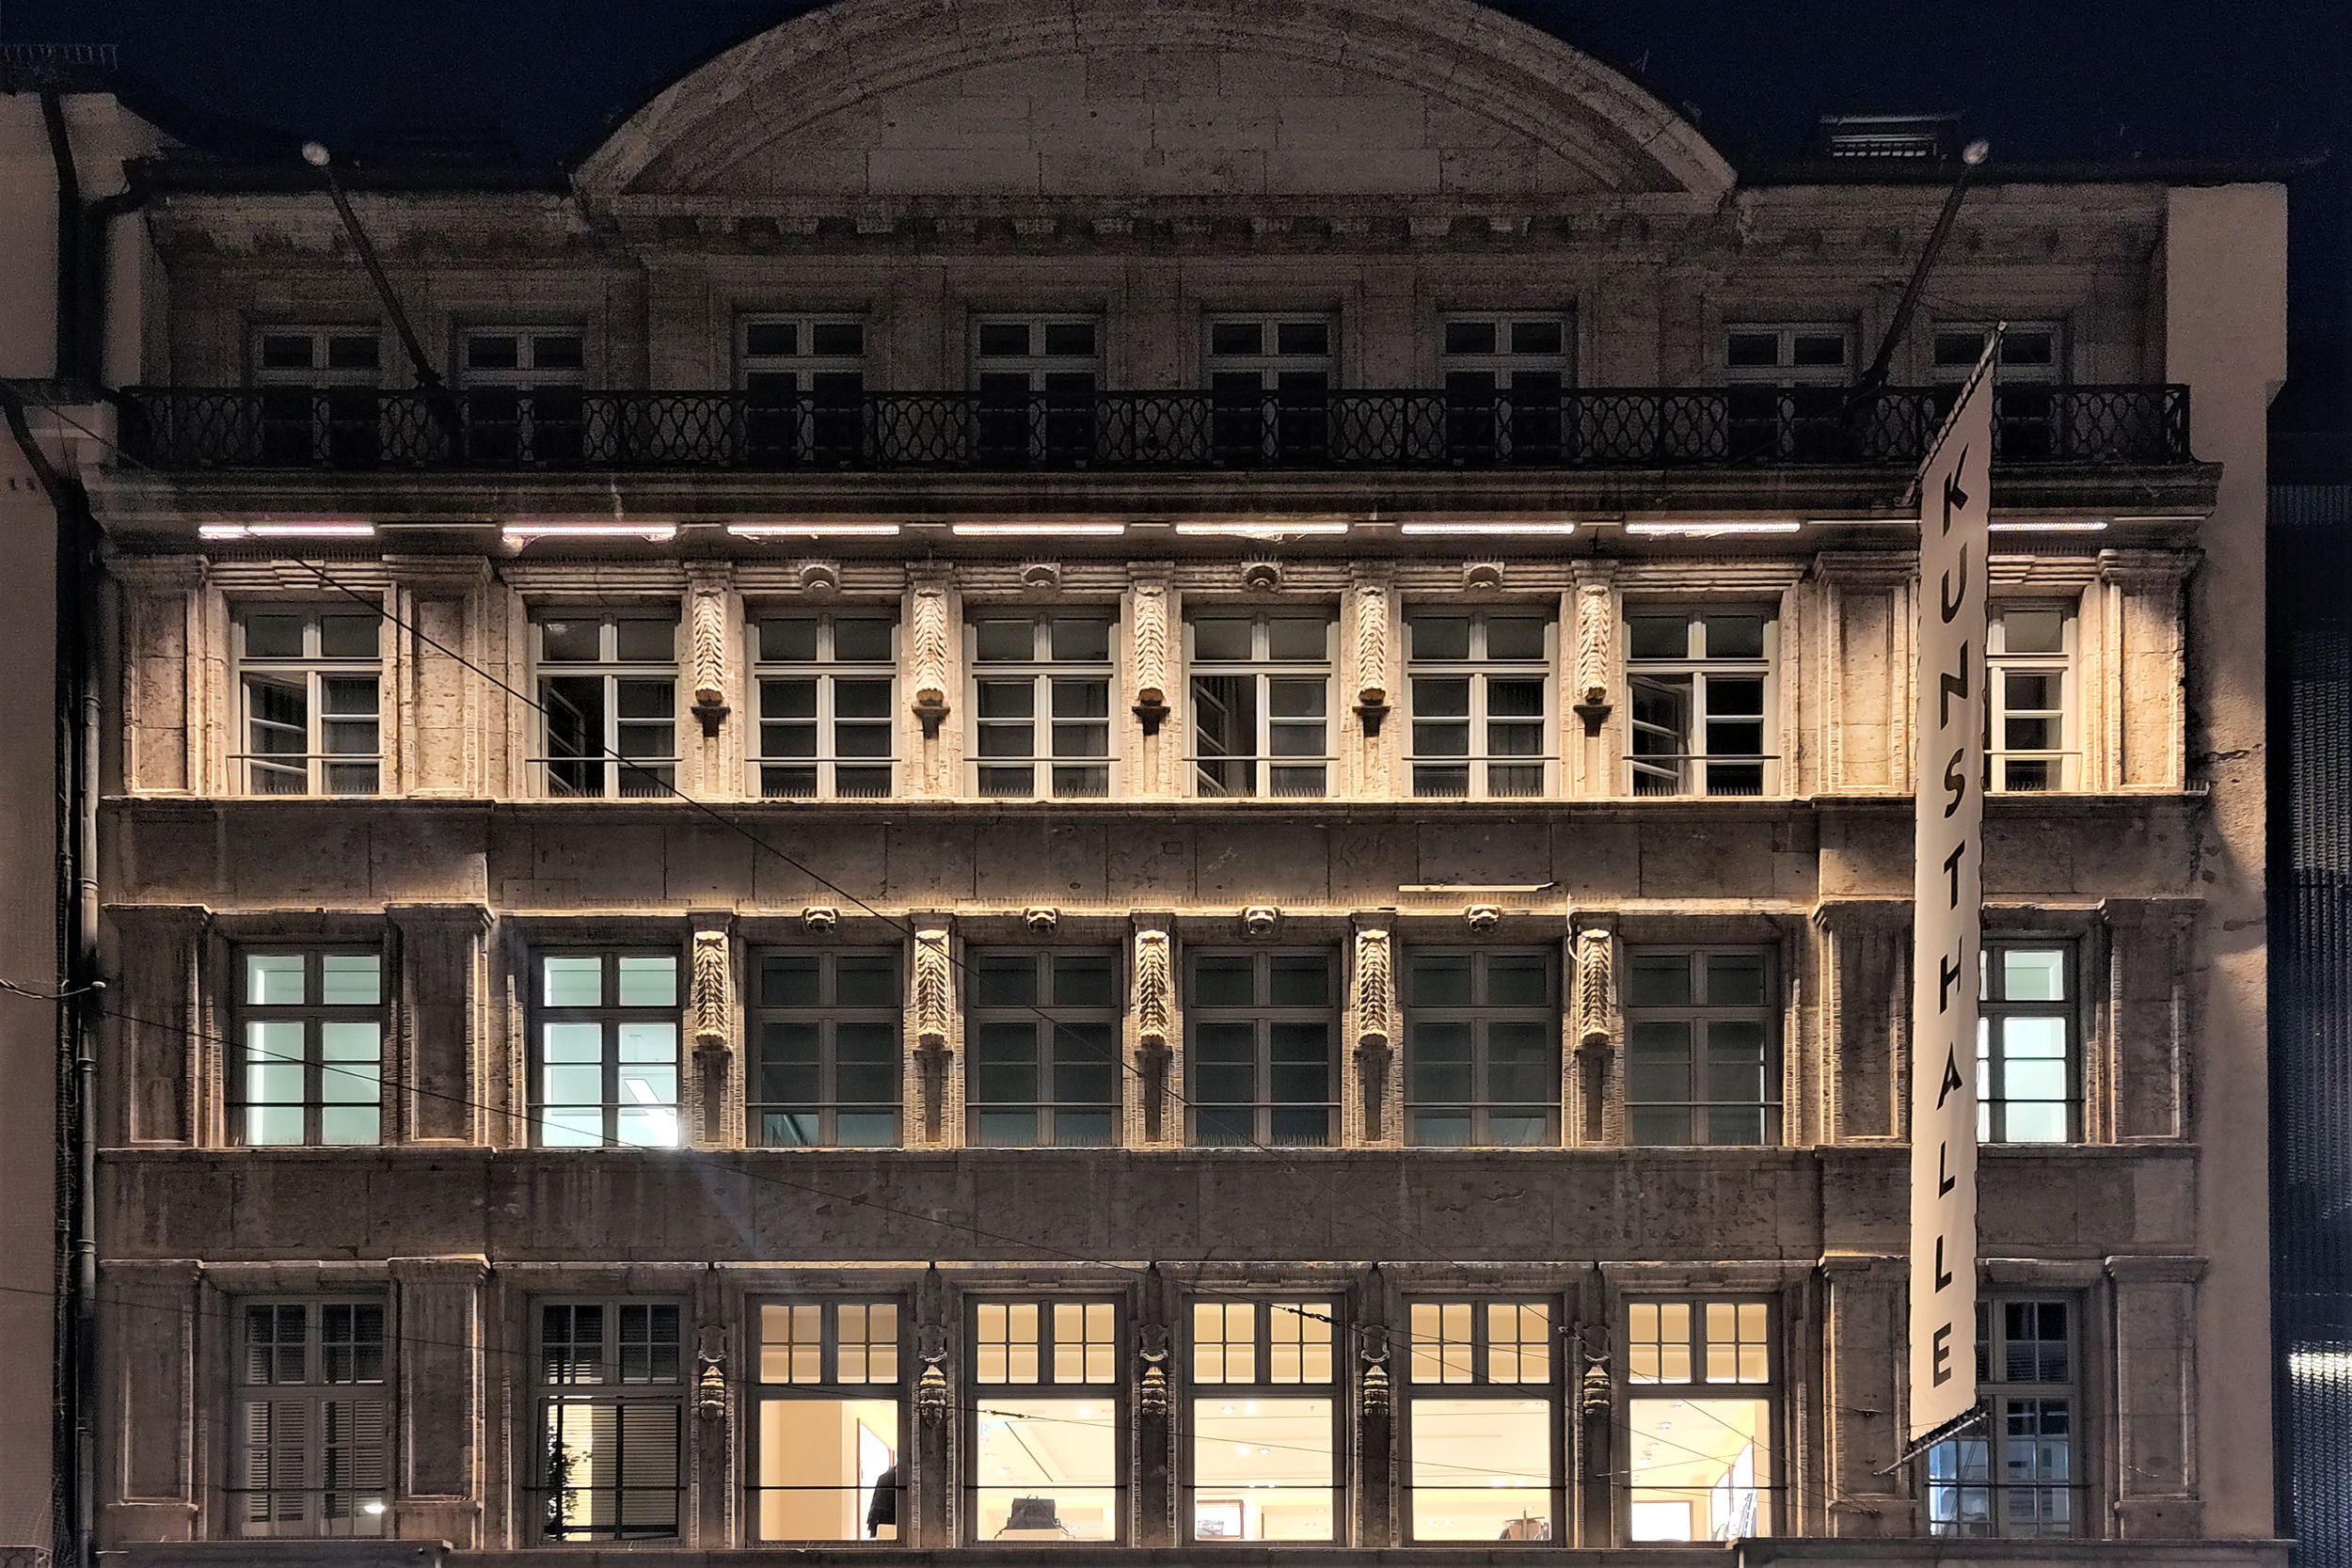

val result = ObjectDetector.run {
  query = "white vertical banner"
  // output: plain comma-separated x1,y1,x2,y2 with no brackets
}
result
1908,337,1995,1448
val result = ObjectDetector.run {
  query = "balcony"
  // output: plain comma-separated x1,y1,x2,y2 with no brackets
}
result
116,384,2192,473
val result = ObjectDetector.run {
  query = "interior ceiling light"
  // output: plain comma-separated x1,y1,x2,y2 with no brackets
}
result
726,523,902,537
501,523,677,545
1399,521,1578,536
1988,519,2109,531
1625,520,1802,537
198,521,376,539
951,522,1126,536
1174,521,1351,537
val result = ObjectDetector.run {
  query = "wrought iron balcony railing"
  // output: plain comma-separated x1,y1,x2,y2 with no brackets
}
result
116,384,2192,472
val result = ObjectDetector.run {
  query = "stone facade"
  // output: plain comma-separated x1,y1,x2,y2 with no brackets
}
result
46,1,2289,1562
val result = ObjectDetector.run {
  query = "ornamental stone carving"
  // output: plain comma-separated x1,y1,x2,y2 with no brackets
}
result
910,576,952,737
1574,927,1614,1048
686,563,731,734
1355,927,1393,1053
914,927,953,1049
1131,568,1173,734
1463,561,1505,593
1134,928,1172,1053
1242,560,1284,593
798,560,840,595
1352,572,1391,733
1572,579,1614,735
691,927,730,1051
1022,560,1061,594
1024,906,1059,933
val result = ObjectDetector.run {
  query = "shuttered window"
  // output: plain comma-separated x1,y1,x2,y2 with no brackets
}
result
534,1302,687,1541
234,1301,389,1537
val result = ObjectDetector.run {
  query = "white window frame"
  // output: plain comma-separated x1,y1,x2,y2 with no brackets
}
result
751,611,898,800
533,1299,688,1543
739,316,869,389
1204,314,1336,388
233,606,384,797
1623,608,1778,798
1405,609,1554,799
739,317,867,465
1931,321,2064,384
967,611,1116,800
232,1299,390,1538
533,611,680,799
1438,313,1572,388
971,314,1101,391
1987,604,2077,793
1722,323,1853,384
1186,612,1335,800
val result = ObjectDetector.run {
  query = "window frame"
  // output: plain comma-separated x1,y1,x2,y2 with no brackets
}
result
1979,941,2080,1144
252,327,385,464
1622,608,1778,798
964,947,1124,1148
748,947,905,1148
1925,1297,2083,1538
1398,1296,1563,1545
750,1295,909,1544
1721,323,1853,462
1621,945,1782,1148
1986,603,2078,794
1438,314,1573,466
1401,947,1561,1148
528,948,685,1149
1204,315,1336,466
971,315,1101,466
531,1298,689,1544
964,1294,1128,1544
532,610,682,800
1722,323,1853,385
1618,1294,1781,1544
230,946,388,1148
1182,1297,1343,1544
751,611,900,800
233,606,385,797
230,1297,391,1539
739,316,867,466
1184,948,1341,1148
966,611,1117,800
1404,609,1555,800
1186,611,1336,800
456,325,587,464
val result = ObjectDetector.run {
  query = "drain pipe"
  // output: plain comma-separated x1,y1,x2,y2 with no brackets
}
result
40,90,84,384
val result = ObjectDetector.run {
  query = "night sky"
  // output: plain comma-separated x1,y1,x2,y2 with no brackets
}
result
12,0,2347,427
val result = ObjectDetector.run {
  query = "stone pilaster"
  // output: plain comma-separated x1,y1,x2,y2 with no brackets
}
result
389,1255,491,1545
2109,1254,2207,1537
389,904,494,1144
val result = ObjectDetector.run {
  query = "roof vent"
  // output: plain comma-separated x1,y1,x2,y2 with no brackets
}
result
1805,113,1962,163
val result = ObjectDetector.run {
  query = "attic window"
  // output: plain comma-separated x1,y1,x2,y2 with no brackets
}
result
1808,114,1960,163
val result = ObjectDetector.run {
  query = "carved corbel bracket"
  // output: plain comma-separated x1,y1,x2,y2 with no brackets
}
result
1134,926,1173,1140
914,926,954,1140
691,927,732,1054
1352,570,1391,737
694,1325,729,1421
1354,688,1391,736
910,576,952,740
1573,927,1615,1051
1354,926,1394,1139
1133,687,1171,736
1130,566,1174,738
687,562,733,736
1136,1323,1173,1418
1571,577,1615,736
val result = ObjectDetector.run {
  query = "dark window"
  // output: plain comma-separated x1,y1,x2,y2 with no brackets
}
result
1187,950,1337,1147
1926,1300,2077,1537
966,951,1120,1147
752,950,902,1148
1624,948,1778,1146
1404,950,1557,1146
534,1302,685,1540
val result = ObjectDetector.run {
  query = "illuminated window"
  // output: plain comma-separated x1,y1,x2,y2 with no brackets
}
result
1624,948,1779,1146
1186,949,1338,1148
533,1303,684,1541
234,608,382,797
755,1300,904,1542
231,949,384,1147
750,949,901,1148
1623,1297,1777,1543
753,613,898,800
1625,610,1775,798
1927,1299,2077,1537
968,1298,1122,1542
232,1301,388,1537
1979,943,2076,1143
1186,1299,1341,1542
1987,606,2076,793
532,951,681,1148
1403,1299,1556,1542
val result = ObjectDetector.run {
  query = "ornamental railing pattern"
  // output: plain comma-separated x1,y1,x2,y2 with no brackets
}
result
116,384,2191,472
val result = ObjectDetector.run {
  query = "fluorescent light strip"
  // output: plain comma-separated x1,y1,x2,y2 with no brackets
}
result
1175,522,1352,537
1625,521,1802,537
1400,522,1579,537
1988,520,2108,532
951,523,1127,537
199,522,377,540
502,524,677,544
727,524,903,538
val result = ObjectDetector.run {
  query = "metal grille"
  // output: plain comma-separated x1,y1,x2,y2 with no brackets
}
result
2273,489,2352,1568
117,385,2193,472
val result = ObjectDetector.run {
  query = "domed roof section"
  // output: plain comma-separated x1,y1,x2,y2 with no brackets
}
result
578,0,1733,203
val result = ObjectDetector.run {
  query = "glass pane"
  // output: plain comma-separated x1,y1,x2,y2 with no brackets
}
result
2003,610,2065,655
1409,616,1470,661
1705,953,1767,1007
2002,949,2066,1002
757,1398,900,1542
320,954,381,1006
1486,954,1549,1007
242,614,307,658
1406,1399,1552,1542
614,619,676,662
1629,616,1689,661
1485,617,1547,661
317,613,380,659
761,956,819,1008
539,619,601,662
834,955,898,1007
972,1400,1118,1540
1271,617,1327,661
246,953,309,1006
544,956,603,1007
1628,953,1690,1007
1191,956,1253,1008
1053,956,1117,1008
972,957,1037,1007
1191,1398,1334,1541
1267,955,1328,1006
975,619,1034,662
1627,1396,1770,1541
1050,619,1110,662
1409,954,1471,1007
617,956,678,1007
1703,615,1766,659
1191,619,1252,662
